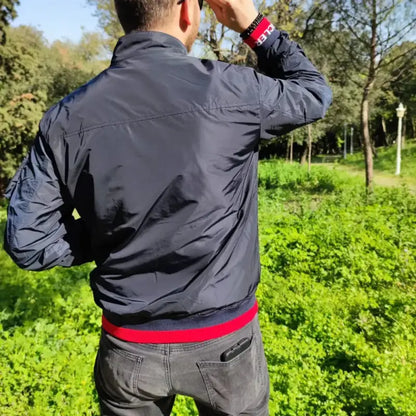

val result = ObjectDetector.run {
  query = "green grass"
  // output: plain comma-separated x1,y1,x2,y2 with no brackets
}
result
1,161,416,415
257,161,416,414
339,139,416,179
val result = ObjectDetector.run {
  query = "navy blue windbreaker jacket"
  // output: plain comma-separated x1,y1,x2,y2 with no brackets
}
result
4,28,332,330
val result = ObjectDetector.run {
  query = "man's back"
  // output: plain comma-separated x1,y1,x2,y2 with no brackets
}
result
9,27,330,328
43,31,262,321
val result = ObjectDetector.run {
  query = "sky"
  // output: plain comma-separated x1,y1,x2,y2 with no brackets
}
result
11,0,100,44
10,0,204,56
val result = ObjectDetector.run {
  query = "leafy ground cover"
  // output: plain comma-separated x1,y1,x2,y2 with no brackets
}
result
258,162,416,415
1,161,415,415
339,140,416,178
313,140,416,192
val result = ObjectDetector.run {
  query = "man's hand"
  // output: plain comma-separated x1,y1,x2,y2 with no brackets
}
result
206,0,258,33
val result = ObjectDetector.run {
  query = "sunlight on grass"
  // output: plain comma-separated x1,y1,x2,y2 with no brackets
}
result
1,161,416,415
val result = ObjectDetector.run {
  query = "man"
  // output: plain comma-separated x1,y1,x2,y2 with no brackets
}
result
4,0,331,414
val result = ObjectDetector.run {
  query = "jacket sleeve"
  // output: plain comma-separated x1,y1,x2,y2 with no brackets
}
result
3,131,93,271
253,27,332,139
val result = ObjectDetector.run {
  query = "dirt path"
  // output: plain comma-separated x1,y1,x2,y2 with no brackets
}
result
315,163,416,193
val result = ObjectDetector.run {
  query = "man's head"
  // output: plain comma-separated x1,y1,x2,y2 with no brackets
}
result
115,0,202,51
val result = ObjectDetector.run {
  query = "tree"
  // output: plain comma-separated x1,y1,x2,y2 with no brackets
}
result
0,26,50,188
317,0,416,190
300,13,362,156
48,32,108,106
199,0,307,63
87,0,123,51
0,0,19,44
386,42,416,139
0,26,107,192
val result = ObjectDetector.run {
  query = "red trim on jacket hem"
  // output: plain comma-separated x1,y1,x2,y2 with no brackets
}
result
102,301,259,343
243,18,276,49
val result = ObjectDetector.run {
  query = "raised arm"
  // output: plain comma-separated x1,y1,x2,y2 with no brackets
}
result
206,0,332,138
3,131,93,271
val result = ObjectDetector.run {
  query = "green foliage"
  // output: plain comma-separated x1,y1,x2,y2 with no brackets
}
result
86,0,123,51
1,161,416,414
46,34,108,107
0,0,19,44
0,26,50,183
0,232,100,414
0,26,108,193
258,159,362,195
258,160,416,415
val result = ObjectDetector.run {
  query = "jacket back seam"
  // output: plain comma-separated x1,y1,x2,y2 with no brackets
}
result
61,102,260,139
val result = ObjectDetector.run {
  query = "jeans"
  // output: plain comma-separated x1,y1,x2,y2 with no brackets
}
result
94,314,270,415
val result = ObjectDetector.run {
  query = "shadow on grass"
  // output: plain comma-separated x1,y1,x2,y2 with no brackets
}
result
258,161,340,194
260,176,338,194
312,155,342,164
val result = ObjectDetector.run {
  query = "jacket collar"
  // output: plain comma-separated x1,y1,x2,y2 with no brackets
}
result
111,31,187,65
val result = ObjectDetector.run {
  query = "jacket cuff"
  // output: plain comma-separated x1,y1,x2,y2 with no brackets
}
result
242,17,277,49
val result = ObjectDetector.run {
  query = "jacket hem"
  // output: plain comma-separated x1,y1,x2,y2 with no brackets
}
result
102,299,258,343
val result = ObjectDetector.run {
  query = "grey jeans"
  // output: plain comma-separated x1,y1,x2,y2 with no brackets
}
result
94,314,270,415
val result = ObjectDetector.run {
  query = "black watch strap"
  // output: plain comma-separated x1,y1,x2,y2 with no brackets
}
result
240,13,264,39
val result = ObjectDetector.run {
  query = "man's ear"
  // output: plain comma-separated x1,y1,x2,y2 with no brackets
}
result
179,0,191,30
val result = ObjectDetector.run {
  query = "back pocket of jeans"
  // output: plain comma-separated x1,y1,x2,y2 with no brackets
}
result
95,345,143,403
197,336,266,414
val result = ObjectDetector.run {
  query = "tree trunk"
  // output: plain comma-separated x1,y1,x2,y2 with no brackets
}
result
300,141,308,165
286,141,290,161
307,125,313,174
290,134,294,163
361,91,374,191
360,0,377,192
381,117,388,146
371,139,377,159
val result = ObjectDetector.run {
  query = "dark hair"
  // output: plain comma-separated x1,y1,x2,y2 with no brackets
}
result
115,0,176,33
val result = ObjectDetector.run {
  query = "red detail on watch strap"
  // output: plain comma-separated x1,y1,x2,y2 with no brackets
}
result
243,17,275,49
102,301,259,343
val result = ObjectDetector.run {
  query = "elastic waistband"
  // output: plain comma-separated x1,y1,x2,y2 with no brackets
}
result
102,300,259,343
